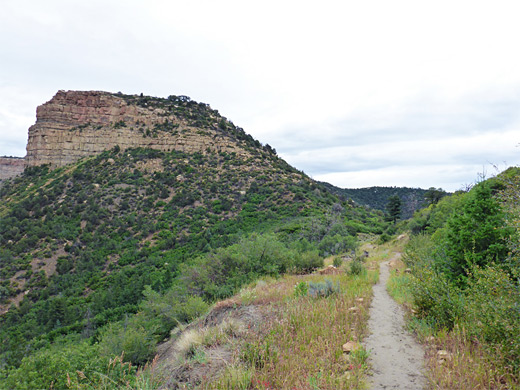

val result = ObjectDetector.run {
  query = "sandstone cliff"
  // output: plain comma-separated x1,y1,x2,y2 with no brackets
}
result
0,157,25,181
26,91,256,168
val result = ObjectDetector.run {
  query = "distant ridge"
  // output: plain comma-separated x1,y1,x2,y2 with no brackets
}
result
319,182,429,218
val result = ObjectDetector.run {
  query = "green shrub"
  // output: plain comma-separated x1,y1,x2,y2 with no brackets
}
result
0,341,104,390
71,353,162,390
308,279,340,298
378,233,391,244
410,267,464,330
293,281,308,297
292,251,323,274
140,286,209,340
348,259,365,276
99,317,157,366
318,233,357,257
178,233,298,301
178,296,209,323
332,256,343,268
461,265,520,372
403,233,436,271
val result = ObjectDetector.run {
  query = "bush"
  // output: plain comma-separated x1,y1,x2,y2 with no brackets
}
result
332,256,343,268
71,353,162,390
140,286,209,340
292,251,323,274
410,267,464,330
99,317,157,366
462,265,520,371
403,233,436,271
348,259,365,276
378,233,391,244
177,233,297,301
318,233,357,257
308,279,340,298
1,341,104,390
293,281,308,297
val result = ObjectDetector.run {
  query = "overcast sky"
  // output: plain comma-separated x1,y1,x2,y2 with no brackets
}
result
1,0,520,191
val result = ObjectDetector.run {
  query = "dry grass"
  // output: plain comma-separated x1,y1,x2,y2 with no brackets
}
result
424,329,519,389
202,318,247,347
205,270,378,389
176,329,203,358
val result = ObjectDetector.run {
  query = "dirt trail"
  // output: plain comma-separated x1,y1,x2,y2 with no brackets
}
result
364,254,426,389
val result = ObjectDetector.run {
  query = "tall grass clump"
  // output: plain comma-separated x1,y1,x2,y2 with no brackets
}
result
210,365,253,389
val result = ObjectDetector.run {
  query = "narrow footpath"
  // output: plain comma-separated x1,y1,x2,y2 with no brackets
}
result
364,253,426,389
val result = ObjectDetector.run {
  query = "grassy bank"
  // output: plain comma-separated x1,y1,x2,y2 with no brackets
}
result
147,257,379,389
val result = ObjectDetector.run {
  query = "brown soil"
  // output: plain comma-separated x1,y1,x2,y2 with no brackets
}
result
364,253,426,389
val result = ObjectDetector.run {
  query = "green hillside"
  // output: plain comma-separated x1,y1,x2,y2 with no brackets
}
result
0,101,387,387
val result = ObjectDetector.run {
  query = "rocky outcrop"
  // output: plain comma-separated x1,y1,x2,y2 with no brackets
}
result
0,157,25,181
26,90,252,168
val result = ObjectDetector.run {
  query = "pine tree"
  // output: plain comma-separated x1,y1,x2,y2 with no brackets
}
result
385,195,402,224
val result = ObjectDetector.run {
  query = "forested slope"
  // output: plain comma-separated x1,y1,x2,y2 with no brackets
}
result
319,183,435,219
0,99,387,387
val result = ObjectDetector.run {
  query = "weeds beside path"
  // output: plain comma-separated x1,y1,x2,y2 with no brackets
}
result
364,251,426,390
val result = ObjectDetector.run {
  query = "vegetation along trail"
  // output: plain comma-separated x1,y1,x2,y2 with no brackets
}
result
364,252,426,389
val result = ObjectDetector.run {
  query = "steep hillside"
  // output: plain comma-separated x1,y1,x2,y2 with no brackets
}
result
0,92,387,382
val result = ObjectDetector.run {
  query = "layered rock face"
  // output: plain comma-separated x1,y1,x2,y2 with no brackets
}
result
26,90,250,168
0,157,25,181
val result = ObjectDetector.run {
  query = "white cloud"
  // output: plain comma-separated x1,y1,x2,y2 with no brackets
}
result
289,129,520,191
1,0,520,189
